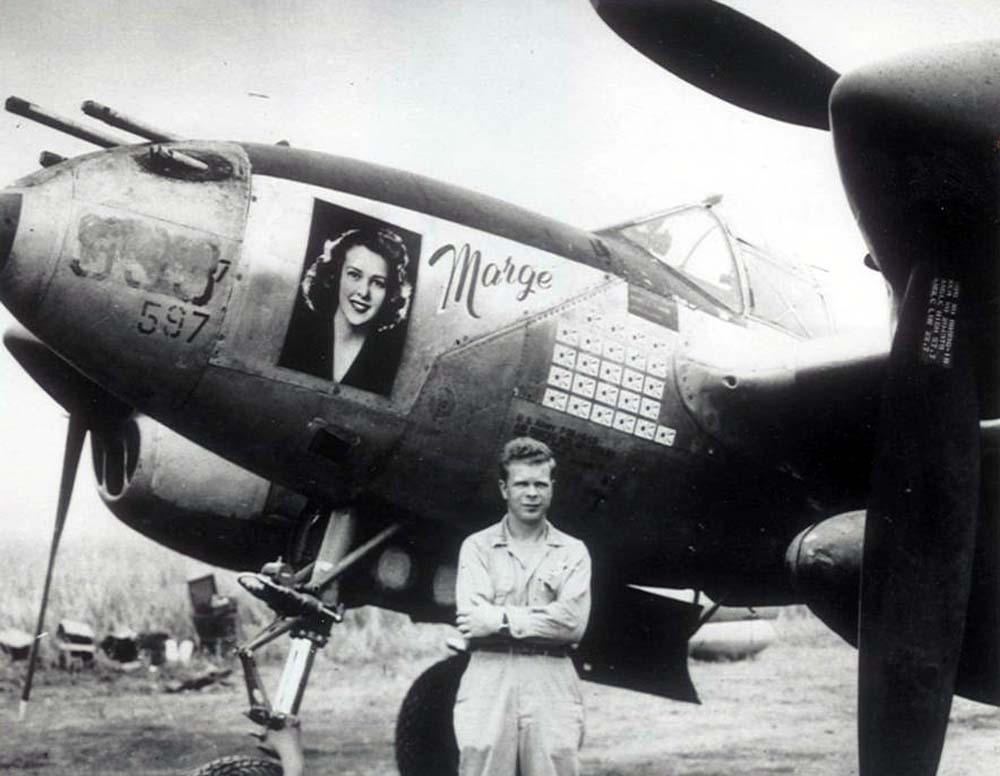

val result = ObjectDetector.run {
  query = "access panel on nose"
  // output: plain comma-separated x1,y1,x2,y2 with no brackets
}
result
37,142,250,415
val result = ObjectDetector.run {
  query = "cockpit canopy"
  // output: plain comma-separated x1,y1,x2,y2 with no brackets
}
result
601,204,833,339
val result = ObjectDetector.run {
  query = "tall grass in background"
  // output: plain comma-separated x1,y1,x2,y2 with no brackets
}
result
774,604,846,648
1,518,842,670
0,528,451,666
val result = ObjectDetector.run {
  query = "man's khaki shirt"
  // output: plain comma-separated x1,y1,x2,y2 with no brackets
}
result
455,516,591,643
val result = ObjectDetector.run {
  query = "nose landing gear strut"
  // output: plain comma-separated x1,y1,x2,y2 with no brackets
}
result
190,509,403,776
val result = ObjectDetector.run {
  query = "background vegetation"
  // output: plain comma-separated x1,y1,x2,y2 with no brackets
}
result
0,528,451,668
1,517,841,676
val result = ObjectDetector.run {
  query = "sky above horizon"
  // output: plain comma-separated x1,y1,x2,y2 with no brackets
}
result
2,0,999,547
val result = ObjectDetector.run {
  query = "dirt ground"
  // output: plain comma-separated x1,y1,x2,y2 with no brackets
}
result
2,640,997,775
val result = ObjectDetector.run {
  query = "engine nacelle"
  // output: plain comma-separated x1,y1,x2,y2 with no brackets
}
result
787,507,1000,705
91,414,304,569
91,413,463,622
785,510,864,646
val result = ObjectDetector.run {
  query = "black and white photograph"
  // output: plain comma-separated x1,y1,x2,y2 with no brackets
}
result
277,200,419,396
1,2,998,775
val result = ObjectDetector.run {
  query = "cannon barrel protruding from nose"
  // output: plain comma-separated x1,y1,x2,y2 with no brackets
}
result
81,100,181,143
5,96,130,148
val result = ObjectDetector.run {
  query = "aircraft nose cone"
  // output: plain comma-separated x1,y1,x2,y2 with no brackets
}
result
0,170,73,326
0,192,21,274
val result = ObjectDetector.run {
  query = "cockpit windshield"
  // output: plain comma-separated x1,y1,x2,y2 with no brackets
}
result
737,240,834,338
608,206,743,312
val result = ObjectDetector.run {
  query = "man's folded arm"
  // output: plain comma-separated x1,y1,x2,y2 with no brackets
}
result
505,551,591,643
455,537,505,633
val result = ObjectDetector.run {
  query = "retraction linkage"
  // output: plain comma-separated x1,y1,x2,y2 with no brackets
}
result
232,513,403,771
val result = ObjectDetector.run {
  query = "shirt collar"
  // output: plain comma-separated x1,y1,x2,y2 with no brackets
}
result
490,514,565,547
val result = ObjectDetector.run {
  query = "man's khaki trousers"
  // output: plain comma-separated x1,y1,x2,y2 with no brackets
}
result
454,651,585,776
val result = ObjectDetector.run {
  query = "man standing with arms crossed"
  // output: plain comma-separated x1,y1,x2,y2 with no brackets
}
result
454,437,592,776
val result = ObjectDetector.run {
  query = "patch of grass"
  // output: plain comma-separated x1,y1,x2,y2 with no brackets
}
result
1,528,842,674
0,530,449,669
772,605,847,648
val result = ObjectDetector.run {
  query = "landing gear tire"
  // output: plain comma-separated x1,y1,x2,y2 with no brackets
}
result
395,654,469,776
190,755,282,776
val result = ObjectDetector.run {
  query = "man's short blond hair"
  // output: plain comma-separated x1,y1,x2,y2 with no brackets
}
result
498,437,556,480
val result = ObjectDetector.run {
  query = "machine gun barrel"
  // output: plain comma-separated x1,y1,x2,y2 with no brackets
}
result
5,96,129,148
81,100,181,142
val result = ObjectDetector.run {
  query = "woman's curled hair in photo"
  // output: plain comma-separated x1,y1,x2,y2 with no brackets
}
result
300,227,413,333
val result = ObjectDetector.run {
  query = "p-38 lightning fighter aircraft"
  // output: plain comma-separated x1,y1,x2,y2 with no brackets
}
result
2,2,999,775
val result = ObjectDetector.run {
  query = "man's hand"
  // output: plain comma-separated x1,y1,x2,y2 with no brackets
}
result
456,604,502,639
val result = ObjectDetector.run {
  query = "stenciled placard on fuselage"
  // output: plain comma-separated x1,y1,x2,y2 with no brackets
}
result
227,175,613,406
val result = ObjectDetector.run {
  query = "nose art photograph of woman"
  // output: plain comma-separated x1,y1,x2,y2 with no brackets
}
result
278,200,421,396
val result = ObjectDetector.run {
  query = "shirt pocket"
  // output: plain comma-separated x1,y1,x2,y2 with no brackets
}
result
536,558,570,602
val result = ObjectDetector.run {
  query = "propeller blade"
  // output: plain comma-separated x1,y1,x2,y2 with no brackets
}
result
19,412,87,720
858,265,980,775
829,42,1000,775
591,0,839,129
953,425,1000,705
4,326,131,420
